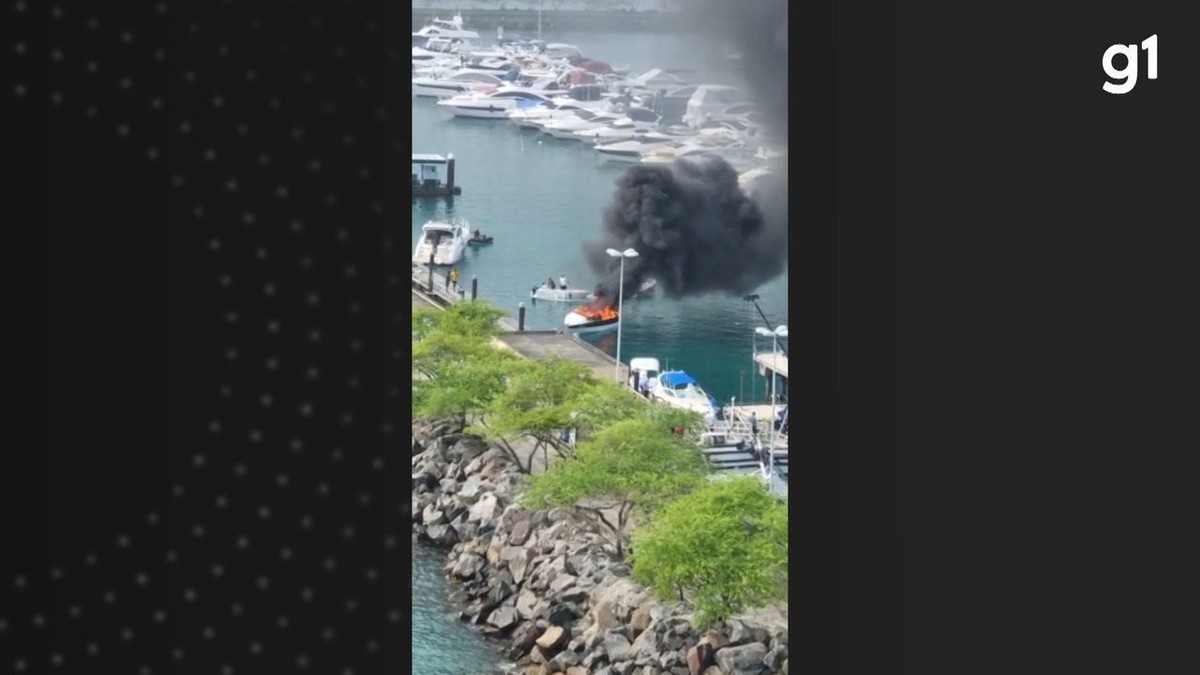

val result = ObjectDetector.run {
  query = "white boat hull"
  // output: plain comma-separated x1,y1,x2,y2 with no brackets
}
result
564,310,619,333
443,105,513,119
596,150,648,164
532,287,594,302
412,82,474,98
413,221,470,266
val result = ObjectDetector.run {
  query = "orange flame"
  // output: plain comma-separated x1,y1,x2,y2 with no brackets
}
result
573,294,619,321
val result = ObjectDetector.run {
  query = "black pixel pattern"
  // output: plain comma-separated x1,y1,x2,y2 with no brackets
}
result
4,1,410,672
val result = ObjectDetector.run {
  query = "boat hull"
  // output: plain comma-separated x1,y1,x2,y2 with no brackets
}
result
412,83,473,98
564,310,619,333
531,288,594,302
442,105,513,119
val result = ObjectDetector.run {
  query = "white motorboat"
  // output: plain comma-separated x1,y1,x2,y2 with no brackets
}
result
436,89,558,118
563,300,620,333
508,99,601,128
530,285,594,302
412,219,470,266
595,138,677,164
539,110,623,140
412,69,508,98
412,14,480,44
652,369,719,417
572,107,661,144
638,127,747,164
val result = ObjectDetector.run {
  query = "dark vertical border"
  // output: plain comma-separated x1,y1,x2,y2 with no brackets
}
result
787,0,840,672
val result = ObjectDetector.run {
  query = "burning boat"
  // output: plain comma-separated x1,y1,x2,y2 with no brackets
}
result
564,294,620,332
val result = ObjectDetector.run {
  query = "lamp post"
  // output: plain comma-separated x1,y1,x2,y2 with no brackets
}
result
754,324,788,482
606,247,639,384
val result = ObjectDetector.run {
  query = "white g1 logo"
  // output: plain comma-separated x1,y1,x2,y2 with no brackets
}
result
1103,34,1158,95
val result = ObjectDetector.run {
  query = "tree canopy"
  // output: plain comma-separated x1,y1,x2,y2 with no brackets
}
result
412,300,507,342
629,475,788,626
521,418,709,555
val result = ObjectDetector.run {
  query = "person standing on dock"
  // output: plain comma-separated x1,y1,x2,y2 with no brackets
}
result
750,411,759,437
638,376,650,399
449,267,460,291
444,268,452,289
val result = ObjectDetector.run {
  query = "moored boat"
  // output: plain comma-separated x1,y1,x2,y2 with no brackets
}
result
412,219,470,266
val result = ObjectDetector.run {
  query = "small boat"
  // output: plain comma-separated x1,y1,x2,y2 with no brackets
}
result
631,278,657,298
412,219,470,266
467,233,493,246
564,302,619,332
531,286,593,302
652,369,719,417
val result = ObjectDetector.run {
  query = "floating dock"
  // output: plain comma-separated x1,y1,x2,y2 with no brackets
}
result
412,153,461,197
413,266,785,496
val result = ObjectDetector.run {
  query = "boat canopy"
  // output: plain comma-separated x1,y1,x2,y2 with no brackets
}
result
629,357,660,372
660,371,698,388
413,153,449,164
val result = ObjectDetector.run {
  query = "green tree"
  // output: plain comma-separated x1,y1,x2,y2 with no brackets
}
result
570,380,706,442
521,419,709,556
485,357,595,468
629,475,788,627
412,299,507,342
413,345,518,426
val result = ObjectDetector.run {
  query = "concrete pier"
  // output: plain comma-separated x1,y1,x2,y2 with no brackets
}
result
413,265,628,383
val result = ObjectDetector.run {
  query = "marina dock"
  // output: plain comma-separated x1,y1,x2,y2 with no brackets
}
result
413,265,628,383
413,266,785,496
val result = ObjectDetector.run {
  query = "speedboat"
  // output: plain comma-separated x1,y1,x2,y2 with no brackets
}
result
437,89,558,118
594,126,701,163
638,127,746,164
412,220,470,266
572,107,661,145
595,138,676,164
539,110,623,140
412,14,480,44
563,301,619,332
412,69,508,98
531,285,594,302
652,370,719,417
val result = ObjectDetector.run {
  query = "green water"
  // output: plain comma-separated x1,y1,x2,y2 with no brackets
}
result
411,30,788,673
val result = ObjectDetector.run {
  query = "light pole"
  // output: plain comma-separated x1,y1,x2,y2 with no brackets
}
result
754,324,788,481
606,247,639,384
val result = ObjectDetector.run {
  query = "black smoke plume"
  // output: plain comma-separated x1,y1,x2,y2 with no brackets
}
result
584,156,785,302
583,0,789,303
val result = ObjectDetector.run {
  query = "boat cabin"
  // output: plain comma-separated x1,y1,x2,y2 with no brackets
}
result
412,153,461,197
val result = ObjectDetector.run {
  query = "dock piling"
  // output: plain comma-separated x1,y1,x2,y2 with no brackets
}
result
518,302,526,331
471,275,478,300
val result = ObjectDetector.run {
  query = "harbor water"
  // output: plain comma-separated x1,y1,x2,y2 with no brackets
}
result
411,29,788,672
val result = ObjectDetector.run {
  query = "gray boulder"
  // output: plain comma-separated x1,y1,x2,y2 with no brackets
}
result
486,606,519,631
714,642,769,674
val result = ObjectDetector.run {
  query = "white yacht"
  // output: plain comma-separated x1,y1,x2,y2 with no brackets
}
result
652,369,719,417
412,220,470,266
539,110,623,140
412,15,480,44
637,127,747,164
436,89,558,119
412,69,508,98
530,286,594,302
572,107,662,144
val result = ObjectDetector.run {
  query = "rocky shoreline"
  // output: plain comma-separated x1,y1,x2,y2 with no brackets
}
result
412,419,788,675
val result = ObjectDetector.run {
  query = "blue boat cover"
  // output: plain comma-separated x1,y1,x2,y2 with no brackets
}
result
660,371,697,387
